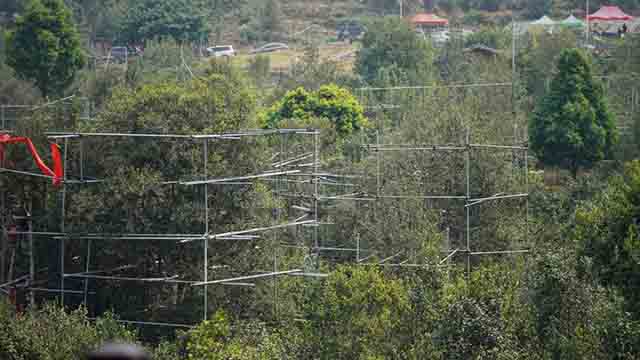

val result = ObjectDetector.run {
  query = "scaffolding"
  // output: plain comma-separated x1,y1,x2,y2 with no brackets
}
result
1,128,324,328
1,83,531,330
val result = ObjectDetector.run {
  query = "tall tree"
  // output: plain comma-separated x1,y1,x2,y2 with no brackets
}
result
119,0,210,44
529,48,616,176
5,0,85,99
575,160,640,316
355,17,433,85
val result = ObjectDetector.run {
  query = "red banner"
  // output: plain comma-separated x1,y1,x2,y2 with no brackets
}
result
0,134,63,186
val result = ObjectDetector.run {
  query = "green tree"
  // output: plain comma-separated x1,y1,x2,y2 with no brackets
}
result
529,48,616,176
304,266,411,359
119,0,210,44
5,0,86,98
575,161,640,316
262,84,368,136
261,0,283,42
355,17,433,85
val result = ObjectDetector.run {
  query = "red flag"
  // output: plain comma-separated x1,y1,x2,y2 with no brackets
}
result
0,134,64,186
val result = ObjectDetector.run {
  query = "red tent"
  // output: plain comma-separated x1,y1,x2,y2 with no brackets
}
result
587,6,633,21
410,13,449,26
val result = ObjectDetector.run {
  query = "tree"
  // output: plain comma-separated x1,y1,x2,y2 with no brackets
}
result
529,48,616,176
261,0,283,42
355,17,433,85
303,266,412,359
5,0,85,99
119,0,210,44
575,161,640,316
262,84,368,136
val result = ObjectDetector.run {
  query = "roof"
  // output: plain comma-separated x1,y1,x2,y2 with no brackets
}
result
561,15,584,27
587,6,633,21
410,13,449,25
531,16,555,26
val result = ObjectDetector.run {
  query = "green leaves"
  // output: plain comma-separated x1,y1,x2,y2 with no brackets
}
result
355,17,434,86
263,84,368,137
576,161,640,316
6,0,85,98
119,0,210,44
530,48,616,175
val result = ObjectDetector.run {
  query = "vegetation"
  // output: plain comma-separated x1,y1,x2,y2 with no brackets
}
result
5,0,85,98
2,0,640,359
355,17,433,85
119,0,210,44
262,84,368,136
530,48,616,175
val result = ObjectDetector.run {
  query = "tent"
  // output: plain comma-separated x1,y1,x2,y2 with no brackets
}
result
531,15,555,26
587,6,633,21
561,15,584,28
410,13,449,26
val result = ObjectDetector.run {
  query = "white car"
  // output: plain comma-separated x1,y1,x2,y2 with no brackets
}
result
206,45,236,57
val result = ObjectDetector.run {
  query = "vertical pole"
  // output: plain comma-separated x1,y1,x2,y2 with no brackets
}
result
356,233,360,262
28,198,34,307
79,139,84,181
60,138,68,306
524,128,529,246
586,0,590,44
465,127,471,278
376,131,381,198
83,239,91,305
313,131,319,250
203,139,209,321
1,106,5,130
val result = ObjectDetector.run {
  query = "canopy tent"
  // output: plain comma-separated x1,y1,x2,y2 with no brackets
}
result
531,16,555,26
561,15,584,27
587,6,633,21
410,13,449,26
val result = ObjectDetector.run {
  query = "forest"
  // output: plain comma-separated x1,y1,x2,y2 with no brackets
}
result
1,0,640,359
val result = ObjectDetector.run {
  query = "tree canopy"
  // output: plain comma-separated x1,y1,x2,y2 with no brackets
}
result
262,84,368,136
355,17,433,85
529,48,616,175
119,0,210,44
5,0,85,98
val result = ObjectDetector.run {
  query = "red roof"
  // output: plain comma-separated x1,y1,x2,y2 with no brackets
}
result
587,6,633,21
410,13,449,25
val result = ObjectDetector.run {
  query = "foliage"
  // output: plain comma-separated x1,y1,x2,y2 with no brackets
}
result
304,265,412,359
0,63,41,104
355,16,434,85
5,0,86,98
575,161,640,316
263,84,368,136
0,301,136,360
529,48,616,175
464,26,510,49
119,0,210,44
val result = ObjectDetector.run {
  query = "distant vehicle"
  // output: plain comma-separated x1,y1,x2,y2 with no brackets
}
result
206,45,236,57
250,43,289,54
109,46,128,63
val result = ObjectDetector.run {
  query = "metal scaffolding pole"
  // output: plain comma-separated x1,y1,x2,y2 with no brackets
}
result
83,239,92,305
203,139,209,321
465,127,471,278
60,138,68,306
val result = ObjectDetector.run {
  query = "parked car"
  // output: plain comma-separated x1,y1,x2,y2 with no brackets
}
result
206,45,236,57
249,43,289,54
